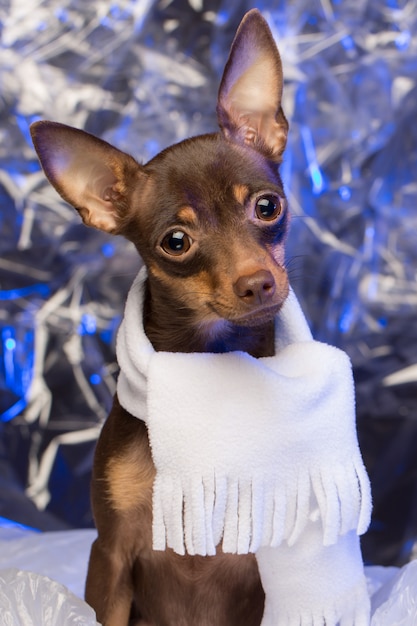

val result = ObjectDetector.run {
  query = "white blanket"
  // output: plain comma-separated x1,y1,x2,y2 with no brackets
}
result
1,528,417,625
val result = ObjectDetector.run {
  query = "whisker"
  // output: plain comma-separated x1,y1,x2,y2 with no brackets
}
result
284,255,305,271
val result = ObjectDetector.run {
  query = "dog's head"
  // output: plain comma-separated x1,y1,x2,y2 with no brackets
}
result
31,10,289,342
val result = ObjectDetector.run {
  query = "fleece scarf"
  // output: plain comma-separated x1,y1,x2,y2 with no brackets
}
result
117,267,372,625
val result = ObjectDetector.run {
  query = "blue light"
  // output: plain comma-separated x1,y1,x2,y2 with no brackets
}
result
109,4,123,18
101,242,115,258
100,315,121,345
342,36,355,51
90,373,101,385
79,314,97,335
338,185,351,201
5,338,16,351
1,325,34,407
339,304,354,333
216,9,230,26
0,284,50,300
0,515,39,532
395,31,410,50
55,8,69,22
0,398,27,423
300,125,324,195
100,329,113,344
310,165,324,194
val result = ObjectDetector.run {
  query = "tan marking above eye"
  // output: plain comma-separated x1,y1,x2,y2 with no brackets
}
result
232,184,250,206
176,206,198,224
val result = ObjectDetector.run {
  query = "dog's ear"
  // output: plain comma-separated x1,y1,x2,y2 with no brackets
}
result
30,121,142,233
217,9,288,162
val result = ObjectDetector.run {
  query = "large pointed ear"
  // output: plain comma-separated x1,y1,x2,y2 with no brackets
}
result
30,121,142,233
217,9,288,162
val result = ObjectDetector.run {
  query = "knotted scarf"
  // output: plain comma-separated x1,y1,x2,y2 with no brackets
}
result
117,267,372,625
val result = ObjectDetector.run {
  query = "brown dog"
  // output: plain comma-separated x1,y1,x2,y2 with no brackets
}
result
31,9,290,625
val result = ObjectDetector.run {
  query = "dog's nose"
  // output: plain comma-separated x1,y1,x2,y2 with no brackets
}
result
234,270,276,305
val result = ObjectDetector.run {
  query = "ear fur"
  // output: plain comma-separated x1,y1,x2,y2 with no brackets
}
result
30,121,142,233
217,9,288,162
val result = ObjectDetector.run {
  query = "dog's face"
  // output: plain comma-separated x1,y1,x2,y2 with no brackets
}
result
129,134,289,331
30,10,289,334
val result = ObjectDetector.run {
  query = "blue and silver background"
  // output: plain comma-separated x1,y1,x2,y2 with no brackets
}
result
0,0,416,566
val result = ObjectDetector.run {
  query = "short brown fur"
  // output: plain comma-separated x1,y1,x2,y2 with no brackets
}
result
31,9,290,625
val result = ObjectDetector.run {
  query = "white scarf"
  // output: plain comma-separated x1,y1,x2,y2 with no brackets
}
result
117,267,372,624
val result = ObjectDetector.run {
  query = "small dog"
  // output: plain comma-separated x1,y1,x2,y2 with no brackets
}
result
31,9,290,625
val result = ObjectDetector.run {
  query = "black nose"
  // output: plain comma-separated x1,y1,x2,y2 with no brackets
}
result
233,270,276,305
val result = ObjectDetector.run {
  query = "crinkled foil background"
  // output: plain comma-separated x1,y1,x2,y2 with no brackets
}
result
0,0,416,566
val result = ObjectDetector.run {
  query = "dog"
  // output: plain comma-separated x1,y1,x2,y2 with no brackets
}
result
31,9,290,625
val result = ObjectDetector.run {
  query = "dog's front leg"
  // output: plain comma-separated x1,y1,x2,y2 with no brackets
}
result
86,536,135,626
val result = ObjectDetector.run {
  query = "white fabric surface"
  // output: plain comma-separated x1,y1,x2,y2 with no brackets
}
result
0,528,416,625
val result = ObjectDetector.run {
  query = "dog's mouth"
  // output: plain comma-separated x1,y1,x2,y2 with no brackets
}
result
232,303,285,327
208,300,285,328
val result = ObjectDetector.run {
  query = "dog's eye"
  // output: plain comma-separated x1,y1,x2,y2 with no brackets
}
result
255,195,282,221
161,230,192,256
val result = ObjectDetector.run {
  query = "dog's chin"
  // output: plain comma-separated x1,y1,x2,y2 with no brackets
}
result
231,305,283,328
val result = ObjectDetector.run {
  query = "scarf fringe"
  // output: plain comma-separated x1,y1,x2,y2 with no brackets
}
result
152,456,371,556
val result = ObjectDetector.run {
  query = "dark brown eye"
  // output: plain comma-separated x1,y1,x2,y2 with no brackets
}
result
255,195,283,221
161,230,192,256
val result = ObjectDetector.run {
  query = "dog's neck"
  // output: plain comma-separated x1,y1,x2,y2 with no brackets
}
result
143,280,276,358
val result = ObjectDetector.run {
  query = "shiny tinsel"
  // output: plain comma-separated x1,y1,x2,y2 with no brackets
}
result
0,0,416,564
